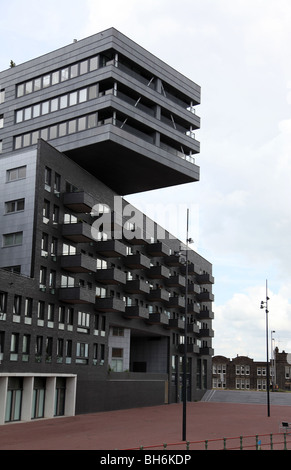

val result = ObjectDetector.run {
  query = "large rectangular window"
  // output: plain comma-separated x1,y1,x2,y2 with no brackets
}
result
5,199,25,214
3,232,23,247
6,166,26,182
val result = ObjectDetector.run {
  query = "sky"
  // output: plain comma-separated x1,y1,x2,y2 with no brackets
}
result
1,0,291,360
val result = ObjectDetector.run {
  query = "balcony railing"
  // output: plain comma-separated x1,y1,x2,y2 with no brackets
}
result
58,287,95,304
95,268,126,285
148,265,170,279
63,191,94,213
147,242,170,257
196,273,215,285
124,279,150,295
62,222,94,243
166,275,186,288
168,296,185,309
197,291,215,302
147,288,170,303
95,239,127,258
60,253,96,273
146,313,169,326
124,253,151,270
95,297,126,313
124,306,149,320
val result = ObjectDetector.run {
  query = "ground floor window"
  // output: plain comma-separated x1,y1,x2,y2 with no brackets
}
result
5,377,23,422
111,347,123,372
55,378,66,416
32,378,46,419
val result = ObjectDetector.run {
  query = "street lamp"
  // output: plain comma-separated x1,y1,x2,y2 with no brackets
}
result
271,330,276,391
260,280,270,417
182,208,194,442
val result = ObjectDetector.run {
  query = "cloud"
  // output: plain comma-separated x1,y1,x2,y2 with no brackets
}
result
213,283,291,360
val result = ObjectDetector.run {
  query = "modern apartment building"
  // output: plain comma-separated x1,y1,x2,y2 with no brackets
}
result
0,28,214,424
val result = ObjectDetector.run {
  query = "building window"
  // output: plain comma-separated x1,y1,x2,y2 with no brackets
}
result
3,232,23,247
112,327,124,337
61,275,74,288
5,199,25,214
77,311,90,333
0,292,8,320
0,114,3,128
111,348,123,372
24,298,33,319
37,301,45,321
66,340,72,363
76,342,89,364
39,266,47,288
22,334,30,361
47,304,54,322
44,167,51,191
14,113,98,150
62,243,76,256
35,336,43,361
13,295,22,316
6,166,26,182
10,333,19,360
0,89,5,104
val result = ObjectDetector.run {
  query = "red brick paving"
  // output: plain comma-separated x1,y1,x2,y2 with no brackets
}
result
0,402,290,450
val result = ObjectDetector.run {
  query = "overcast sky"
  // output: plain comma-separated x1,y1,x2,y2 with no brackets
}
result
1,0,291,360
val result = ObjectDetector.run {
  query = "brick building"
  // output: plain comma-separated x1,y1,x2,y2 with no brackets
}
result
213,349,291,392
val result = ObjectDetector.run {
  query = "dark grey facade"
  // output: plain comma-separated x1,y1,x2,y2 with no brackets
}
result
0,28,214,424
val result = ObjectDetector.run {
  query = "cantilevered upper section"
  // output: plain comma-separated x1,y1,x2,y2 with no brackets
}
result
0,28,201,195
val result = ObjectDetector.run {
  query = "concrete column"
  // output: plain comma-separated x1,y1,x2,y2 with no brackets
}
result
22,376,34,421
0,377,8,425
45,376,56,418
64,376,77,416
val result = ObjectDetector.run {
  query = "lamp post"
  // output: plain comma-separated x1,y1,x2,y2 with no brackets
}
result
271,330,276,391
182,208,193,442
260,280,270,417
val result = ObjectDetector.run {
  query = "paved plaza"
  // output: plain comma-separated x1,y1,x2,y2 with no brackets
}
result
0,391,291,450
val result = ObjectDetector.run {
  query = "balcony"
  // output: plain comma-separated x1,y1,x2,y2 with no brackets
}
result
95,240,127,258
124,306,149,320
180,262,196,275
63,191,94,213
186,303,200,314
148,265,170,279
95,268,126,285
182,283,200,295
168,296,185,309
60,254,96,273
199,309,214,320
124,253,151,270
147,242,170,257
198,327,214,338
187,322,200,334
178,343,200,354
167,318,185,330
147,288,170,303
197,291,215,302
196,273,214,285
124,279,150,294
146,313,169,326
95,297,126,313
166,275,186,288
165,254,185,267
58,287,95,304
62,222,94,243
200,346,214,356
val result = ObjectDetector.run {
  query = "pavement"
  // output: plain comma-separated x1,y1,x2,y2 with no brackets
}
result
0,391,291,451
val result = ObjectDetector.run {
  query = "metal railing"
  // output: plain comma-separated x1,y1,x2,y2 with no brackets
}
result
122,432,291,450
